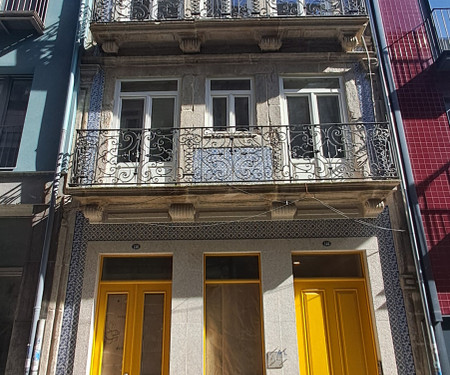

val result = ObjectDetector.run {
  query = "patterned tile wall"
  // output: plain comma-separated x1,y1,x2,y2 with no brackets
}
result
378,0,450,314
55,209,415,375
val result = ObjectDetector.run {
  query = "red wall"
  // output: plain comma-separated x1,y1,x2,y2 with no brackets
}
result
378,0,450,314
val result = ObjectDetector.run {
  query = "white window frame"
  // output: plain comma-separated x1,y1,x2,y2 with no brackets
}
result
107,78,180,184
280,76,349,178
206,78,254,132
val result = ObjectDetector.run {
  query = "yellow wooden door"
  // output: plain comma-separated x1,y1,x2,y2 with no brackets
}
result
91,282,171,375
294,279,378,375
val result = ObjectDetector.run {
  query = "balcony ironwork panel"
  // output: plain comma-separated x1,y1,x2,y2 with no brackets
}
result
69,123,397,187
92,0,366,21
1,0,48,20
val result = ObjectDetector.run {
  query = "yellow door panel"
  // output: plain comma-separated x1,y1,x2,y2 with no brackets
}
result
300,291,332,375
92,282,171,375
295,279,378,375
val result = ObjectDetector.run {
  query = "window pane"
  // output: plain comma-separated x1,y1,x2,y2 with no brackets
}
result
213,97,227,131
149,98,174,162
277,0,298,15
292,254,363,278
120,99,144,129
101,294,127,375
317,96,344,158
3,80,31,127
140,293,165,375
121,81,178,92
118,99,144,163
283,78,340,90
102,257,173,281
235,97,249,130
287,96,314,159
206,283,263,375
211,80,251,91
206,255,259,280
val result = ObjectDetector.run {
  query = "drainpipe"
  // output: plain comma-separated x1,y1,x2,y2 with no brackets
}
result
24,1,84,374
366,1,450,374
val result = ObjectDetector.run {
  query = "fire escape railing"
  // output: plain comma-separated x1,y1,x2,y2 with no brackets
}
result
92,0,366,22
68,122,398,187
429,8,450,56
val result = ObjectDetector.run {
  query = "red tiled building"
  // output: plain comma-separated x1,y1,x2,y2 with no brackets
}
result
374,0,450,370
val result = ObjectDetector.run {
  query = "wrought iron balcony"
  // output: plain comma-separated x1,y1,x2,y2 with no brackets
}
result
68,123,397,188
92,0,366,22
0,0,48,33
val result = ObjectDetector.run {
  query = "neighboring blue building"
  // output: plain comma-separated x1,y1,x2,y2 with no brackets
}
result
0,0,80,373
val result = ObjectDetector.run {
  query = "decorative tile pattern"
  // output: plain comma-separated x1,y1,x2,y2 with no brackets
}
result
376,208,415,375
55,212,89,375
57,209,415,374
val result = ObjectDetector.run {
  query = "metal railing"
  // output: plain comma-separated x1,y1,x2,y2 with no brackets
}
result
0,126,22,168
430,8,450,55
68,123,398,187
92,0,366,22
1,0,49,21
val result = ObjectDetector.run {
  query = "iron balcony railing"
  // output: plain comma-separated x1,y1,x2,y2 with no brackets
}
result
92,0,366,22
0,126,22,168
430,8,450,55
68,123,398,187
1,0,49,21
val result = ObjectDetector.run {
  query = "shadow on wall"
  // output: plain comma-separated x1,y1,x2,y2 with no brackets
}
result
0,0,81,171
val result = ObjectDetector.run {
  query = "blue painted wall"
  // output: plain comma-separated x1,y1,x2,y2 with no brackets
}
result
0,0,80,171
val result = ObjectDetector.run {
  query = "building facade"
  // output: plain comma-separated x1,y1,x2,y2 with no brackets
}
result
371,0,450,371
33,0,441,374
0,0,81,374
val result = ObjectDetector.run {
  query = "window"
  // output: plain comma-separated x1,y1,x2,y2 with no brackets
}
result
111,79,178,183
205,0,253,17
0,77,31,168
281,77,347,178
91,256,172,375
130,0,182,20
204,255,264,375
207,79,252,131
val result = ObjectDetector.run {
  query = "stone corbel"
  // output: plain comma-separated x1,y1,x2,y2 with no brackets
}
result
258,36,282,52
363,198,385,217
179,37,201,53
169,203,196,222
83,204,105,223
271,201,297,220
101,39,120,54
338,30,359,52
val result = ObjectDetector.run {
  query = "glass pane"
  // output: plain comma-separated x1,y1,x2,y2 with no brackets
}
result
283,78,340,90
149,98,174,162
235,97,249,130
277,0,298,16
206,255,259,280
158,0,180,19
211,80,251,91
317,96,344,158
121,81,178,92
287,96,314,159
213,97,227,131
140,293,165,375
118,99,144,163
101,294,127,375
206,283,263,375
102,257,173,281
292,254,363,278
4,80,31,127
